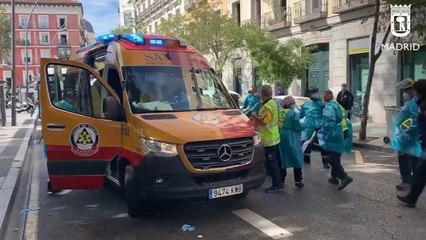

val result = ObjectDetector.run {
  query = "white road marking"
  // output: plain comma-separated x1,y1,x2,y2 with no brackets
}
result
232,209,293,239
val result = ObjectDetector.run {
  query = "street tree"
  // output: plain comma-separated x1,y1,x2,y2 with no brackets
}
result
157,4,245,73
359,0,426,140
242,24,312,88
0,7,11,64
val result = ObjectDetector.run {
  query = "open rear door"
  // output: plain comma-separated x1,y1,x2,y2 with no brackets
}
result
40,58,122,190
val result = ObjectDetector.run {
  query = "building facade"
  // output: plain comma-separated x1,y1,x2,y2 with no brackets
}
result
223,0,425,124
0,0,83,98
119,0,136,28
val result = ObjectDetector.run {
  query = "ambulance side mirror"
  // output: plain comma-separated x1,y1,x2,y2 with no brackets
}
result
104,96,124,121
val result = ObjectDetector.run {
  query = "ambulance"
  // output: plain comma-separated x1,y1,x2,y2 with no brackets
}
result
40,33,266,218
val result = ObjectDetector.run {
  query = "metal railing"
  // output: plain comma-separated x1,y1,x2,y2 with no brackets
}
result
242,15,263,28
263,7,292,31
294,0,328,24
332,0,375,13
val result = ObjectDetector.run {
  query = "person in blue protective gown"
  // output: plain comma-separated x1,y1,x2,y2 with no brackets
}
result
243,86,261,116
391,78,421,191
277,96,304,188
300,87,329,168
317,90,353,190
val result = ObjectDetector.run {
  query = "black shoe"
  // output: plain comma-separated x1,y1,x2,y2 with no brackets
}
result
328,177,339,185
295,182,304,188
323,164,330,169
338,176,353,190
264,185,283,193
397,195,416,208
396,182,411,191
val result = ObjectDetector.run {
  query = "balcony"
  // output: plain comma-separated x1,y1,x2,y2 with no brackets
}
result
294,0,328,24
263,7,292,31
57,46,71,59
332,0,375,14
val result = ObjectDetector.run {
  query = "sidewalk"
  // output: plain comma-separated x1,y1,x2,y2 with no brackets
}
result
351,118,393,153
0,108,37,236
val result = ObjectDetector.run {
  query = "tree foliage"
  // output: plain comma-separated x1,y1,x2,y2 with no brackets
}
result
242,24,312,88
359,0,426,140
0,7,11,64
158,4,245,73
158,4,311,87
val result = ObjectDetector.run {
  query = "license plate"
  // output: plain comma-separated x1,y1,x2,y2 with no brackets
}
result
208,184,243,199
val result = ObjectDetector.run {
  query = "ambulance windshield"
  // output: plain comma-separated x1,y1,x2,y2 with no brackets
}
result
122,66,236,113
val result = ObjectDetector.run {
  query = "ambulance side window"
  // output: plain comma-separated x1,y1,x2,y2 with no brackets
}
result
46,64,117,120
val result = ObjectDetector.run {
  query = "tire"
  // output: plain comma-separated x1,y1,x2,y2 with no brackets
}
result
124,165,154,218
233,190,250,199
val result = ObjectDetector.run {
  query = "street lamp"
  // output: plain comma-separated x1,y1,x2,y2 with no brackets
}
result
11,0,16,126
24,0,40,99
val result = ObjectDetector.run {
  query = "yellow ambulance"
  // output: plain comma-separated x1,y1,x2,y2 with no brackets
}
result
40,33,266,218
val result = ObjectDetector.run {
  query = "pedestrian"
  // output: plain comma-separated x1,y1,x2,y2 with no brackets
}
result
251,85,283,193
337,83,354,119
277,86,285,96
391,78,421,191
397,79,426,208
243,86,261,115
300,87,329,168
317,90,353,190
278,96,304,188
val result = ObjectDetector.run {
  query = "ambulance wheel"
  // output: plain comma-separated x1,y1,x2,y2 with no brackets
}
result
233,190,250,199
124,165,154,218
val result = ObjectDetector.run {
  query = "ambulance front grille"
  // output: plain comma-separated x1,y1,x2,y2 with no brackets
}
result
184,138,254,169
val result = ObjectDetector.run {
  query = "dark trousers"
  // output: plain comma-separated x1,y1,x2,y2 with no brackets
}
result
325,151,347,180
303,137,329,165
282,168,302,183
264,145,283,187
347,111,351,120
398,152,419,183
407,160,426,204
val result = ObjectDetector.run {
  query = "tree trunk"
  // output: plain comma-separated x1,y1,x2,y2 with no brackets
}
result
359,0,380,141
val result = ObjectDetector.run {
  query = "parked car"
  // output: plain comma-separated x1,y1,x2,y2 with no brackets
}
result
273,95,309,108
228,90,244,108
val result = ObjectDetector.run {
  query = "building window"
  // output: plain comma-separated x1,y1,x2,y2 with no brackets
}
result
19,15,29,28
38,15,49,28
124,11,133,26
40,49,50,58
57,16,67,28
40,32,50,45
19,32,31,45
21,49,32,64
59,34,68,45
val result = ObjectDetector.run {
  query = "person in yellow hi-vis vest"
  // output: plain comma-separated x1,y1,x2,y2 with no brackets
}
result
251,85,283,193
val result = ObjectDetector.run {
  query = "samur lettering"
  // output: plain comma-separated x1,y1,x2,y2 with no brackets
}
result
143,52,172,65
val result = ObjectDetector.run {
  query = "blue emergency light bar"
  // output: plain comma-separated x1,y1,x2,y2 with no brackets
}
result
149,39,164,46
97,34,116,43
121,33,144,44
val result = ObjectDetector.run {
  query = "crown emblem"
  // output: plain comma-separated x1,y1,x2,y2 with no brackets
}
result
391,4,411,15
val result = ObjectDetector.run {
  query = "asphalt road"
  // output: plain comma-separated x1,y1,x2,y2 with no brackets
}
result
4,128,426,240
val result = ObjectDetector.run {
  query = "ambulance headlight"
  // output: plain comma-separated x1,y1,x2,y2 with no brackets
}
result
140,138,178,156
253,132,261,145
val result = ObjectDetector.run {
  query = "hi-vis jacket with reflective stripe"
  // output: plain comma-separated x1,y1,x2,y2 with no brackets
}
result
391,97,421,157
317,100,353,153
258,99,280,147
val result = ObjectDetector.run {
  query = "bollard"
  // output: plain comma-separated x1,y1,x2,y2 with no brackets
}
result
0,80,6,126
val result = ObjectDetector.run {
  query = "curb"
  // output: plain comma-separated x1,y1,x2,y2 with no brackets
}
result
353,141,395,154
0,115,38,237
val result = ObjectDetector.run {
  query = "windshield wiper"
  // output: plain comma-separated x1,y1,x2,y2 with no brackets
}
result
195,107,233,111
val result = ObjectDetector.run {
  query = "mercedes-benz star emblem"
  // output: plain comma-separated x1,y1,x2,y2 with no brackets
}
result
218,144,232,162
